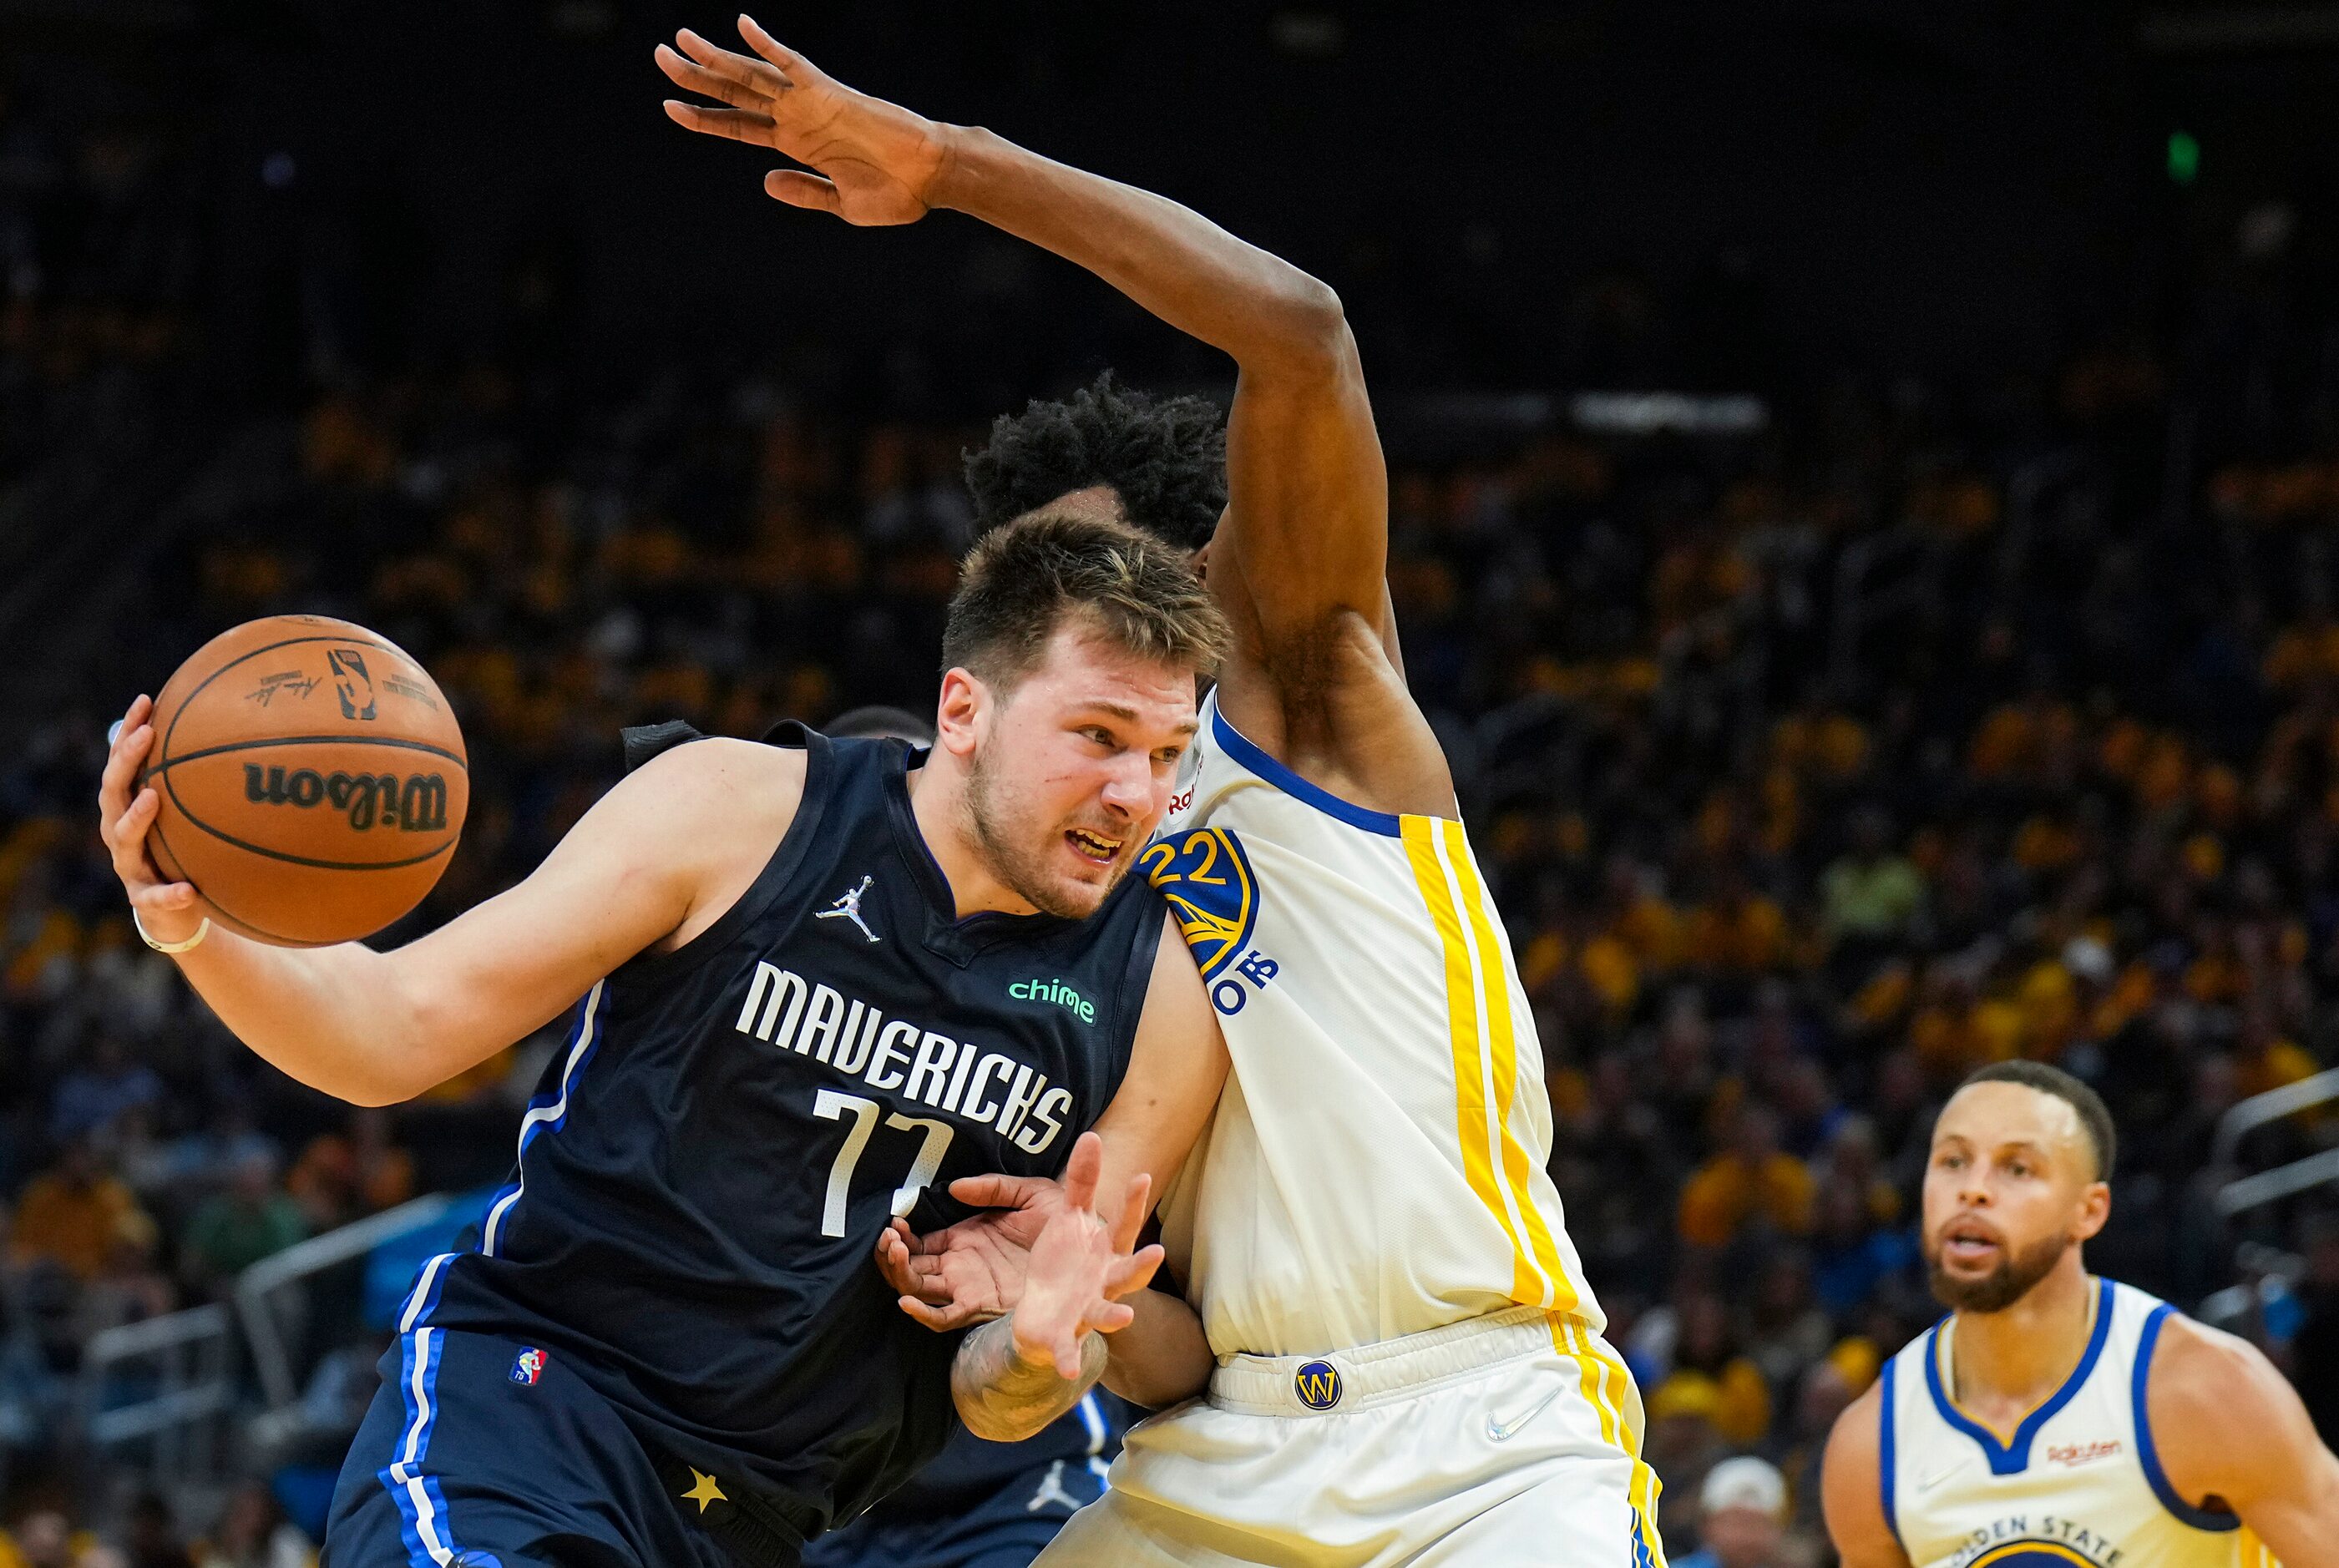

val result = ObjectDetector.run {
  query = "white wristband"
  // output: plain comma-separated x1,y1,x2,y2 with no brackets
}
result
134,908,211,954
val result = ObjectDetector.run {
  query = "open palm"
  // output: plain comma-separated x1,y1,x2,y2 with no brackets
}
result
1007,1132,1162,1376
875,1134,1163,1363
656,16,945,226
877,1182,1058,1331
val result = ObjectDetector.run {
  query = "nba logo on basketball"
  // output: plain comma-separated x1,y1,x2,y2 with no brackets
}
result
328,647,377,721
509,1348,546,1386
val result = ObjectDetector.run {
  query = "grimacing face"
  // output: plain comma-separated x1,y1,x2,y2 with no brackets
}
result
961,623,1198,918
1921,1080,2109,1314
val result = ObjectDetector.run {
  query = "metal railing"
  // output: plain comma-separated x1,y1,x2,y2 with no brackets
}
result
2197,1242,2306,1333
76,1302,236,1485
2212,1066,2339,1219
236,1192,457,1410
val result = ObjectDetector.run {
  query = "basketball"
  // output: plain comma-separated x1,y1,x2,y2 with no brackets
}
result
137,615,468,947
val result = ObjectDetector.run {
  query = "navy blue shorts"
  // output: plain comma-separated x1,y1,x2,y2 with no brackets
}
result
802,1454,1109,1568
324,1327,741,1568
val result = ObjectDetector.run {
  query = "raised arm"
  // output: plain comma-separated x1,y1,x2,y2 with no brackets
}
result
659,19,1444,809
2145,1314,2339,1561
100,694,797,1105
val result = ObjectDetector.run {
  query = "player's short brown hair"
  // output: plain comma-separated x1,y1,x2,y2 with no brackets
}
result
1957,1061,2118,1181
941,509,1229,690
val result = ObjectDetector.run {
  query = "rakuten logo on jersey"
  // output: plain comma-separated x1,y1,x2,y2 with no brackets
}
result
732,962,1071,1155
2045,1439,2123,1468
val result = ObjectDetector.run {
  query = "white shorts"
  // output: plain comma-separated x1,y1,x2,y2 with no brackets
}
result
1036,1306,1667,1568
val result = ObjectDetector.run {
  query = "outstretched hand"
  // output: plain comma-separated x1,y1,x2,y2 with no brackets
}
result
656,15,948,225
876,1167,1059,1332
875,1132,1163,1375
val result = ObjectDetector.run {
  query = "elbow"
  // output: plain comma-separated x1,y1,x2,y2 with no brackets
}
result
295,1055,420,1109
322,1025,435,1107
1283,273,1345,337
1263,274,1349,362
955,1393,1044,1444
337,1076,417,1110
1104,1364,1207,1412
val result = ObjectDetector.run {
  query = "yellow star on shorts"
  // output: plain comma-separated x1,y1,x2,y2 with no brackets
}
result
681,1469,727,1514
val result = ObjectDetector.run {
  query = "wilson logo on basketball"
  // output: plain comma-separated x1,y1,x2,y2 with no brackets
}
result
242,765,452,832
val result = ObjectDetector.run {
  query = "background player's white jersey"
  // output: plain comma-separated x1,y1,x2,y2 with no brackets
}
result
1150,689,1598,1358
1881,1279,2277,1568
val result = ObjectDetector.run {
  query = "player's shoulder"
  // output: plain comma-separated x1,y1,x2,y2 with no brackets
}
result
1209,640,1454,822
1824,1373,1888,1475
2138,1300,2321,1508
626,732,808,806
2143,1308,2290,1428
609,735,810,857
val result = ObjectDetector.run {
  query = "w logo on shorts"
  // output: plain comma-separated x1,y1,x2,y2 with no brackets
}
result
1294,1360,1342,1410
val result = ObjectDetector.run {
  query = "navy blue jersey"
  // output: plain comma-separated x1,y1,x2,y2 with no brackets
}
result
409,725,1166,1541
802,1391,1132,1568
851,1388,1136,1521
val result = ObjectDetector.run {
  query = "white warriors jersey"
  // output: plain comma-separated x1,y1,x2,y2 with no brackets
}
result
1880,1278,2278,1568
1147,689,1598,1358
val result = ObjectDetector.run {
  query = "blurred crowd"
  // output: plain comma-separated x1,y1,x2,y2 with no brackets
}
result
7,16,2339,1568
3,331,2336,1560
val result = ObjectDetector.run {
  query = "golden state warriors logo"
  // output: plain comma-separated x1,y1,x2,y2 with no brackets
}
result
1964,1546,2099,1568
1948,1520,2124,1568
1294,1359,1342,1411
1140,827,1258,980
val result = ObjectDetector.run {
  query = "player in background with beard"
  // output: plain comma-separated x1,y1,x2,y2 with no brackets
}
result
1822,1062,2339,1568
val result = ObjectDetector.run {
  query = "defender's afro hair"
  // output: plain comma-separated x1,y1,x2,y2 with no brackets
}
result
964,372,1227,550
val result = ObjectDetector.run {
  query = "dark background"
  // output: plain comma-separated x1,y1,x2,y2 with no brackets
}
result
33,2,2339,404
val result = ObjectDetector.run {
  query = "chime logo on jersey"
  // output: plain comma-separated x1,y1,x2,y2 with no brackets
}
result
509,1348,545,1385
1294,1359,1342,1411
1139,827,1258,979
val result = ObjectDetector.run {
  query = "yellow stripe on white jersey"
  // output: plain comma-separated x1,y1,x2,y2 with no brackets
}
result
1153,690,1599,1357
1403,813,1577,1313
1559,1315,1668,1568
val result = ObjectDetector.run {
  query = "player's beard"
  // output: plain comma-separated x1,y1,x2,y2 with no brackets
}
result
1923,1227,2071,1314
965,742,1123,919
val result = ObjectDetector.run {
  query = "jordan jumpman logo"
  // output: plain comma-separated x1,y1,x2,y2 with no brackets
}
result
816,875,881,943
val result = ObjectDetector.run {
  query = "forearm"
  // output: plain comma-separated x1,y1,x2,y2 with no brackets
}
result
1101,1288,1213,1409
931,126,1343,369
2235,1445,2339,1564
169,934,438,1106
952,1316,1107,1442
